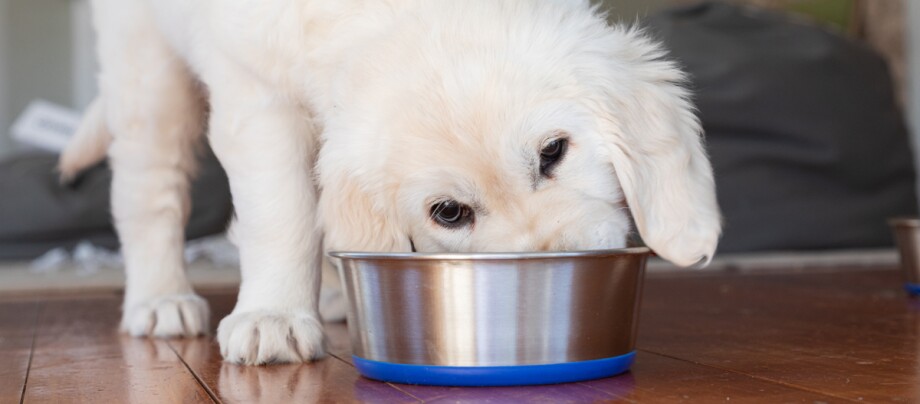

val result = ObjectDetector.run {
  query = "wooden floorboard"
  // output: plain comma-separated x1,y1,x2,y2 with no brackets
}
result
4,268,918,402
173,293,420,403
168,337,418,404
581,351,846,403
0,337,35,404
639,269,920,402
20,297,213,403
324,322,353,364
0,301,39,404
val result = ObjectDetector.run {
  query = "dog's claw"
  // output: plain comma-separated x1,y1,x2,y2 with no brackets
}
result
121,294,210,337
217,310,326,365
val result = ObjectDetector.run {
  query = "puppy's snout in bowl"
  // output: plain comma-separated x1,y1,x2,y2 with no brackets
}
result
328,248,649,387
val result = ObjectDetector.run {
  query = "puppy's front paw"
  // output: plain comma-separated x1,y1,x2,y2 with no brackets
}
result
217,310,326,365
121,294,210,337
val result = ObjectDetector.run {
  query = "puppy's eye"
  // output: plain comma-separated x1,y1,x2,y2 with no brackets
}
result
430,200,474,228
540,138,568,176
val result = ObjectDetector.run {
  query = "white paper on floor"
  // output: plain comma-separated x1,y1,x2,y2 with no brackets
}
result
29,234,240,276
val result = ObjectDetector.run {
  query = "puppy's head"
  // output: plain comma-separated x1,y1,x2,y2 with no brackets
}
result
318,0,721,267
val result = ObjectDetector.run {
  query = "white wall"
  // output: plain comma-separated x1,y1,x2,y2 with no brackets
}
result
70,0,96,111
0,0,76,158
0,0,11,158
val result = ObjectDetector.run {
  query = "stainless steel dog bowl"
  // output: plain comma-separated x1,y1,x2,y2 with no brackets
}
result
327,248,649,386
889,218,920,296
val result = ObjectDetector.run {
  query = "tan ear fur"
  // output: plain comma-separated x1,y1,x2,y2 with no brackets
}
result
597,28,722,267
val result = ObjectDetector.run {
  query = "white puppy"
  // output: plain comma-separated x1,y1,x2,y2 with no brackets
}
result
60,0,721,365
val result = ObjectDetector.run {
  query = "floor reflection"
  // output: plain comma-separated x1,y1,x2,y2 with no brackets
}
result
909,299,920,401
218,360,329,403
118,335,212,403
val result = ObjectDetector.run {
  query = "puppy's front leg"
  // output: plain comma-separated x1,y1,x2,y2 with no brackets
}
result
208,76,325,365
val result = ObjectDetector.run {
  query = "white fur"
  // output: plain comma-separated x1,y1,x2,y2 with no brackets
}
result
63,0,721,365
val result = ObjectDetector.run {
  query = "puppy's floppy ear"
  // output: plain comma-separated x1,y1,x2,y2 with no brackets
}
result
595,28,721,267
319,174,412,253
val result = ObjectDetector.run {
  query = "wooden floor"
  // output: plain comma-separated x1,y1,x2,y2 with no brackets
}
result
2,267,918,403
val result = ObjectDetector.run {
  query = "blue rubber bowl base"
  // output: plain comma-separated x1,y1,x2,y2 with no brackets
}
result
353,351,636,387
905,283,920,296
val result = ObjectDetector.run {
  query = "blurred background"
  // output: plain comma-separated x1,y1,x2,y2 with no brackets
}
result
0,0,909,156
0,0,917,293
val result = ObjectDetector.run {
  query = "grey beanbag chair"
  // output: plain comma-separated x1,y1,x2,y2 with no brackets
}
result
0,148,232,260
647,2,918,253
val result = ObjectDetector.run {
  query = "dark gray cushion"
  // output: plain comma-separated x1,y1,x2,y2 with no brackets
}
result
647,2,918,252
0,149,232,260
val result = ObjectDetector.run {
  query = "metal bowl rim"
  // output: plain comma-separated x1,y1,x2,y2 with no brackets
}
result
327,247,651,261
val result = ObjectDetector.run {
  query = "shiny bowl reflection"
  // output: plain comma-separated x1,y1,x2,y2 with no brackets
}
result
327,248,650,386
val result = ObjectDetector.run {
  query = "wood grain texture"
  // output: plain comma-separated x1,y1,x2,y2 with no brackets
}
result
168,337,419,404
175,294,420,403
0,336,35,404
3,268,917,402
582,351,841,403
0,301,39,404
325,321,353,363
22,297,213,403
640,269,920,402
